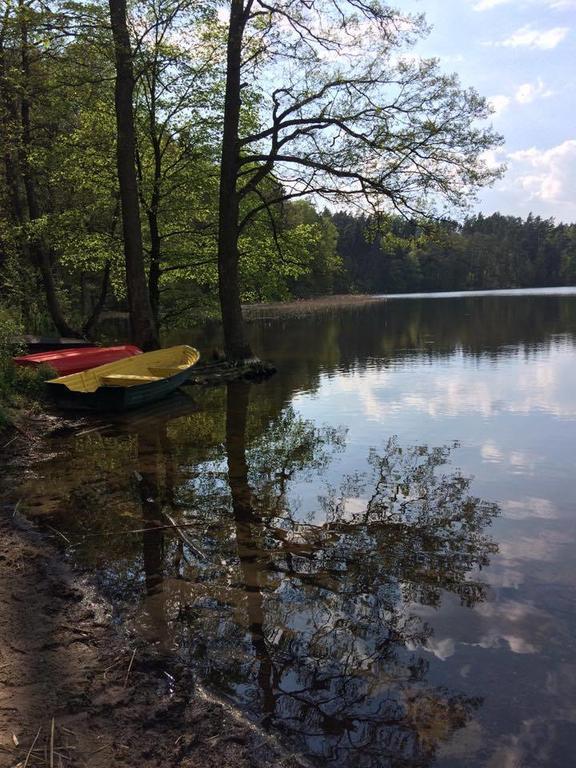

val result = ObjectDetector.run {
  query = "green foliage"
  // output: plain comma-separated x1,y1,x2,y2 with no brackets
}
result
0,363,53,425
331,212,576,295
239,219,322,302
284,203,342,297
0,0,572,340
0,306,24,368
0,306,52,426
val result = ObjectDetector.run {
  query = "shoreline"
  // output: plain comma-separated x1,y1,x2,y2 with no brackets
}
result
0,415,298,768
243,293,384,319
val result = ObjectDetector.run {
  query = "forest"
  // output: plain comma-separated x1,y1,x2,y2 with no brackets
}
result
0,0,509,360
1,0,572,370
329,211,576,296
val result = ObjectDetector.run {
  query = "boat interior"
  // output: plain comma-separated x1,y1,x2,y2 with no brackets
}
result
48,345,200,392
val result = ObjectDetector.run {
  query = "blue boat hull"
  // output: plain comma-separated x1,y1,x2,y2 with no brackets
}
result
47,364,195,412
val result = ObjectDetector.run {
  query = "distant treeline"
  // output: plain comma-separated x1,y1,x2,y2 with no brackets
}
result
294,211,576,298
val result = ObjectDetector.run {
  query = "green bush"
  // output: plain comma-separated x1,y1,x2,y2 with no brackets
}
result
0,306,52,427
0,305,25,366
12,364,55,397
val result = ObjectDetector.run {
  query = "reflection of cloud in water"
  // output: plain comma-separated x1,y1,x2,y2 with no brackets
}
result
473,600,552,655
476,599,545,622
438,719,485,761
501,497,558,520
475,633,537,655
480,443,542,475
418,599,551,664
481,440,504,462
341,496,370,517
499,529,574,563
420,629,537,660
483,567,525,589
334,348,576,421
422,636,456,661
508,450,537,473
484,710,576,768
441,705,576,768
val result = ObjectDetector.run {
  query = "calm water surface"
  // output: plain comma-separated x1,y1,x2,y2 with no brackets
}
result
10,289,576,767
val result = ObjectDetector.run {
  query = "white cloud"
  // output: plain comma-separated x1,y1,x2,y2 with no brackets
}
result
474,0,509,9
474,0,576,10
488,80,553,117
508,139,576,206
437,53,465,64
482,148,505,169
515,78,554,103
482,140,576,219
489,94,512,116
488,77,554,117
490,25,569,49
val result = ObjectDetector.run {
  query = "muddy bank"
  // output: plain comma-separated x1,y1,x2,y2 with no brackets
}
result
0,420,300,768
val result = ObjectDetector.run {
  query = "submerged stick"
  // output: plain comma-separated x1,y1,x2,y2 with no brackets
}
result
162,510,206,561
49,718,55,768
44,524,72,546
82,521,201,539
102,654,125,679
88,743,112,757
1,435,17,450
123,649,136,688
22,726,42,768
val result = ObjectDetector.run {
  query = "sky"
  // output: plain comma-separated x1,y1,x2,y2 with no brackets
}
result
404,0,576,222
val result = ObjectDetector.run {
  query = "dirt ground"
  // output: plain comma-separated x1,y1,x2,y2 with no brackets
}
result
0,418,303,768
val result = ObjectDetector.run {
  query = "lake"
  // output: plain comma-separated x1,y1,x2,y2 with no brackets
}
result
9,288,576,767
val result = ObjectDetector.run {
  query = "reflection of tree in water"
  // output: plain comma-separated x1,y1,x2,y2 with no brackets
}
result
318,439,497,608
137,425,175,649
172,382,498,768
16,382,499,766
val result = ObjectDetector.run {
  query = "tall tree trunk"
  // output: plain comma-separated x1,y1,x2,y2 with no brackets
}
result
217,0,253,362
82,260,111,339
147,209,161,334
0,47,23,253
109,0,159,351
146,128,161,335
17,1,81,338
0,7,24,227
145,63,162,335
82,197,120,338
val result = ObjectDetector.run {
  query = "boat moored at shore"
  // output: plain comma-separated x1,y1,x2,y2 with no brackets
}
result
46,345,200,411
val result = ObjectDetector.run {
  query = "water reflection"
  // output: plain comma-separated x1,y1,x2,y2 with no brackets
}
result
12,379,501,767
216,382,498,766
170,290,576,377
11,290,576,766
137,425,171,647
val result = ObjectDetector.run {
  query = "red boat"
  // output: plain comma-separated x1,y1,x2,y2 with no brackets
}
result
14,345,142,376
